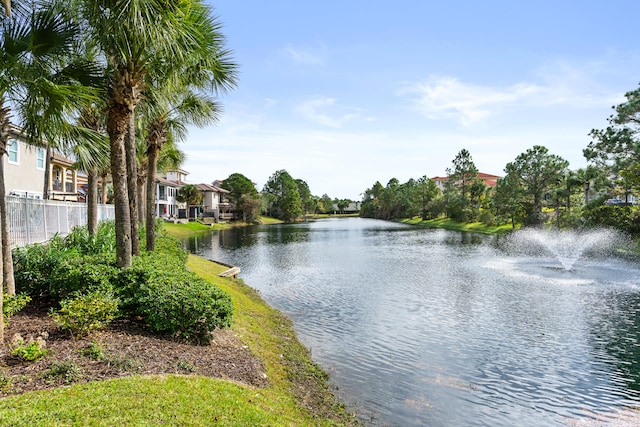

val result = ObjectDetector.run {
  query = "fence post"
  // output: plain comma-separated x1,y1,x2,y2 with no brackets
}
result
23,198,31,245
42,199,48,241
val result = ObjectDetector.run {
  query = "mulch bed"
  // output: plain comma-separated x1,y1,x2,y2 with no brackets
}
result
0,301,268,397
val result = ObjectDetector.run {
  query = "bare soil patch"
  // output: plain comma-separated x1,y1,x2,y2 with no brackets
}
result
0,301,267,396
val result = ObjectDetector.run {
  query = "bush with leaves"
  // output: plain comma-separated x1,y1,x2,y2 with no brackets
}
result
3,294,31,324
11,333,48,361
13,221,233,343
49,255,118,299
51,291,119,338
121,254,233,343
583,205,640,234
12,237,70,297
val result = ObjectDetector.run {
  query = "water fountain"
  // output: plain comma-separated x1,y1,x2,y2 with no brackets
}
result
505,228,621,271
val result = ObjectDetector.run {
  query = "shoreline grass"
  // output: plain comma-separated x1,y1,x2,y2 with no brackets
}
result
399,216,517,235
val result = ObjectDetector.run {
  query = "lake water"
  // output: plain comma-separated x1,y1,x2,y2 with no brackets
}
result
184,217,640,426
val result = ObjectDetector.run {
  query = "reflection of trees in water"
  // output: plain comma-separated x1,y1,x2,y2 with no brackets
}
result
218,226,260,249
264,224,310,245
589,292,640,396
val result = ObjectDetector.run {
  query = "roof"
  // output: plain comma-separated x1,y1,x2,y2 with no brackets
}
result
431,172,502,187
50,151,75,168
196,183,229,193
155,176,183,187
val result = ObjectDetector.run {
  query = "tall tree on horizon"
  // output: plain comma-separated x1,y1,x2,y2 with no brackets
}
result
503,145,569,225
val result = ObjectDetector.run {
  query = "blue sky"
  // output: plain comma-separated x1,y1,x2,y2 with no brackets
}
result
183,1,640,200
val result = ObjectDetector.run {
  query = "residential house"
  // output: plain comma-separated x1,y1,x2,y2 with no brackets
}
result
196,182,232,222
4,127,84,201
49,152,85,202
165,169,189,185
331,201,362,214
431,172,501,192
4,128,46,199
154,176,182,218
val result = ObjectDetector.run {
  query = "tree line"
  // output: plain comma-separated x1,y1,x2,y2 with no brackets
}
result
205,170,355,223
361,84,640,235
213,84,640,233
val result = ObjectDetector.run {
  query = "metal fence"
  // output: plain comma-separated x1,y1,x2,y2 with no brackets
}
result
7,196,115,248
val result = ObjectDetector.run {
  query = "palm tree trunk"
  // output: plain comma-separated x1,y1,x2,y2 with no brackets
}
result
0,119,6,342
87,168,99,236
42,146,52,200
125,114,139,256
146,145,160,251
100,171,108,204
108,104,132,268
0,110,14,297
137,173,146,224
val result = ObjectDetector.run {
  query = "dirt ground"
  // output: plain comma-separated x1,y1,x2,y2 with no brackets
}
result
0,301,268,396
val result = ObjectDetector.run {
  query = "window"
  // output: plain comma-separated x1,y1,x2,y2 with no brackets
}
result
8,139,18,164
36,148,45,170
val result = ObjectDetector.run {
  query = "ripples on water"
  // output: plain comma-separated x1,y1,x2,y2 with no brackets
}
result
186,218,640,426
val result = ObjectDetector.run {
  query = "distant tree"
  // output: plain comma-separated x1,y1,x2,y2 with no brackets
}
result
416,176,440,220
503,145,569,225
335,199,350,214
176,184,202,221
262,170,303,221
295,179,315,214
237,194,260,222
222,173,259,221
443,149,483,222
585,85,640,202
361,181,384,218
319,193,334,213
492,173,527,228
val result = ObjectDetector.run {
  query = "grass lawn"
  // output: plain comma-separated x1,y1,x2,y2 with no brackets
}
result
400,217,517,235
0,252,357,426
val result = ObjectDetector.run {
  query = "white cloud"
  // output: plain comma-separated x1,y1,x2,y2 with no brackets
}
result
401,67,626,127
296,96,363,128
402,76,542,126
281,43,325,65
264,97,278,108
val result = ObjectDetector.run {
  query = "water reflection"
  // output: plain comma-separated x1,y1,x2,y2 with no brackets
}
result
184,218,640,426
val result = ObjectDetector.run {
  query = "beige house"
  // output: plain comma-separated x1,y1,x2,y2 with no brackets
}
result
4,127,84,201
49,152,83,202
196,183,231,221
4,129,47,199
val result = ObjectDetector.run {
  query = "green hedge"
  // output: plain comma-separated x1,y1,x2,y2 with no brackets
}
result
12,225,233,344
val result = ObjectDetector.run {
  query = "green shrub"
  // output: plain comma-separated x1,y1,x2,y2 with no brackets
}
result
51,291,119,338
10,333,48,362
12,239,71,297
153,233,188,263
583,205,640,234
13,221,233,343
122,255,233,343
49,255,118,299
63,221,117,255
3,294,31,323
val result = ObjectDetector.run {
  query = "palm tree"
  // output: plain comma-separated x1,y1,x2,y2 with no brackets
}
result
77,104,110,236
77,0,237,268
0,0,98,341
142,91,222,250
